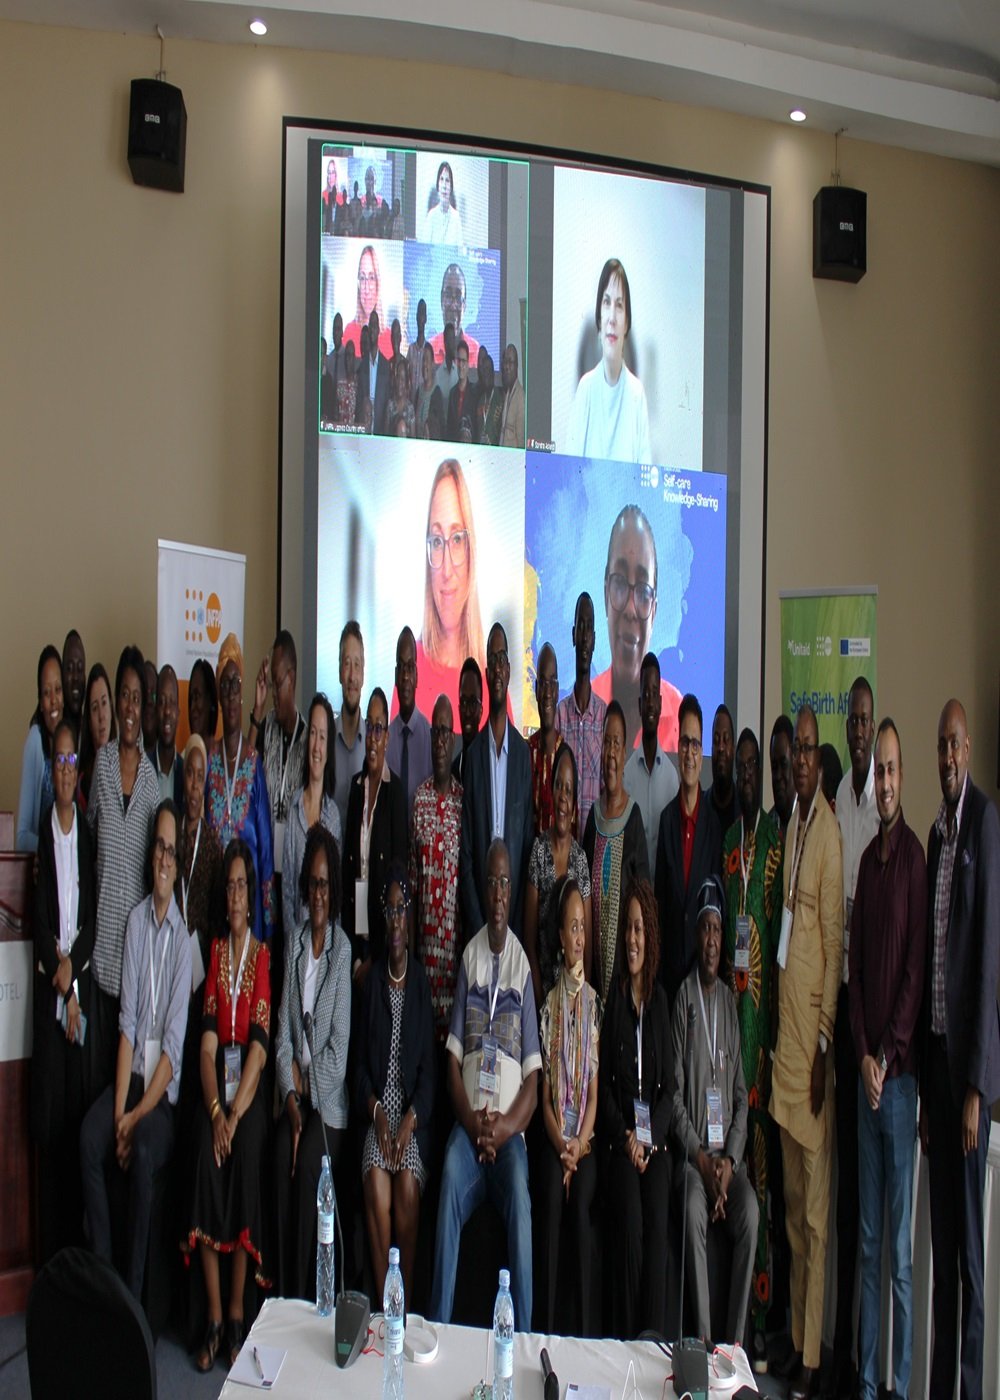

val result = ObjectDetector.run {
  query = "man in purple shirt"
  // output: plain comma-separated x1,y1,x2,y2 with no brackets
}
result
848,718,926,1400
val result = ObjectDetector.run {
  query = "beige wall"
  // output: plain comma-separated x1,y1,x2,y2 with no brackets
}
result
2,18,998,836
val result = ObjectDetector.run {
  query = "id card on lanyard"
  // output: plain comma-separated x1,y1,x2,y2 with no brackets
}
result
633,1002,652,1147
698,979,724,1147
224,933,250,1104
777,801,815,969
478,969,502,1111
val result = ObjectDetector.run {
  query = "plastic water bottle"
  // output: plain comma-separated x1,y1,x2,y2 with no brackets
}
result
316,1154,335,1317
492,1268,514,1400
382,1245,405,1400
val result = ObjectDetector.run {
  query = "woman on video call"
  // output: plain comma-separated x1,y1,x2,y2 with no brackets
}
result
565,258,651,466
342,244,393,358
421,160,464,246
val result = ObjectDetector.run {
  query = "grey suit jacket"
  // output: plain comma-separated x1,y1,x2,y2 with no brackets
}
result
276,918,352,1127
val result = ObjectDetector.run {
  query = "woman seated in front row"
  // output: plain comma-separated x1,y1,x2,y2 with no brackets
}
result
185,836,272,1373
355,862,434,1306
536,873,601,1337
598,875,673,1340
273,823,351,1300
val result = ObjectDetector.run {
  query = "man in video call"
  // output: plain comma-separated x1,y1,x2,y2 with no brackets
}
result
499,343,525,449
366,308,391,436
431,263,481,367
447,340,479,442
435,322,459,402
592,504,682,754
407,298,429,406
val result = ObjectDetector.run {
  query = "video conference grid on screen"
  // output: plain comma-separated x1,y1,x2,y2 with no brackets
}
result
299,132,766,746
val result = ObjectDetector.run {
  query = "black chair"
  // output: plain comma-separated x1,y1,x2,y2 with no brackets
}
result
26,1245,156,1400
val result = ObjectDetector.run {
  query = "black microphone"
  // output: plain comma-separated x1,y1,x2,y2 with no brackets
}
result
672,1001,708,1400
540,1346,559,1400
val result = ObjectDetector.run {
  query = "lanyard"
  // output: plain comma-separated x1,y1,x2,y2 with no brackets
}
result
229,932,251,1045
181,818,202,929
148,908,172,1029
786,799,817,911
360,773,381,879
739,811,760,916
635,1000,644,1098
277,713,302,814
224,734,243,825
489,952,502,1032
696,978,718,1085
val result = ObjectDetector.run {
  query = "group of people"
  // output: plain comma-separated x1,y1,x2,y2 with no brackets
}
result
18,610,999,1400
322,160,403,241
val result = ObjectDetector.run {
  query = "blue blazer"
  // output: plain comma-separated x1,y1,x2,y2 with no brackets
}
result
459,719,533,942
922,779,1000,1110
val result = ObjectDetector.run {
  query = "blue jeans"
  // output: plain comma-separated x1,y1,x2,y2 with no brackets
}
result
429,1123,532,1331
857,1073,916,1400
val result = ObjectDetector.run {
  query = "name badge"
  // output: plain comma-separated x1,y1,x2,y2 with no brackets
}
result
706,1087,724,1148
777,903,793,969
224,1043,242,1105
634,1098,652,1148
273,819,286,876
563,1106,579,1139
734,914,751,971
355,878,369,937
479,1034,499,1109
144,1037,162,1092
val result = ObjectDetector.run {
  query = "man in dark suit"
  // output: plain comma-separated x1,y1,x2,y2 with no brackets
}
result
459,623,532,943
446,338,478,443
364,308,391,435
655,693,721,1005
919,698,1000,1400
452,657,483,788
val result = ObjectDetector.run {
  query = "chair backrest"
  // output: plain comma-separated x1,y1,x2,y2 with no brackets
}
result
26,1246,157,1400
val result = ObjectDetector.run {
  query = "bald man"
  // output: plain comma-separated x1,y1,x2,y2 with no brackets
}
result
919,699,1000,1400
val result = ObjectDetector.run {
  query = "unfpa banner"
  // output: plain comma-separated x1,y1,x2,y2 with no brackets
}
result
779,588,877,773
157,539,246,747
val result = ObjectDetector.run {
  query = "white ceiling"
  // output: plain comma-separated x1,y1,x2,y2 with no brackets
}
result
4,0,999,165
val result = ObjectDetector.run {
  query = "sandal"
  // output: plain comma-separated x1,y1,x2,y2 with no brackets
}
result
227,1317,246,1368
195,1319,223,1373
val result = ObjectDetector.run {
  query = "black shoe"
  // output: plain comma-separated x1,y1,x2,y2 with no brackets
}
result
226,1317,246,1368
822,1351,858,1400
195,1319,222,1373
773,1341,802,1381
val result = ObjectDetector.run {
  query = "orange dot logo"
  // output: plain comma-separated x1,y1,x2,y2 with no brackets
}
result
205,592,223,645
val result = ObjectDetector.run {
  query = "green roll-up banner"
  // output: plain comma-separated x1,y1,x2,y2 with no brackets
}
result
779,588,878,774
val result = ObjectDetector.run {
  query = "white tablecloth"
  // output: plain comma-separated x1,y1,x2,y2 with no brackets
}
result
218,1299,758,1399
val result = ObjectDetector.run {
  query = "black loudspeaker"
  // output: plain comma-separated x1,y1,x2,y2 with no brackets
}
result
813,186,866,283
127,79,186,192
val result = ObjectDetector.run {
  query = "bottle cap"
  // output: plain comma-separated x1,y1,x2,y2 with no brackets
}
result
498,1268,510,1289
389,1246,401,1266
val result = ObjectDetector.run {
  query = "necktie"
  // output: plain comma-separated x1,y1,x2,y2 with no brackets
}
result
401,724,410,808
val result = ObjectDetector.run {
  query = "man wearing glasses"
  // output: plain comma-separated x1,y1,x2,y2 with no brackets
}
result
769,705,843,1400
655,693,721,1005
460,623,533,942
592,504,682,753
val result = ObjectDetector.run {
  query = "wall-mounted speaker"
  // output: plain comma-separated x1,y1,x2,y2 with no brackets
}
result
127,78,186,192
813,186,866,283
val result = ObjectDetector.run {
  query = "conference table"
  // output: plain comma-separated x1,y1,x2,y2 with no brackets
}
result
219,1298,758,1398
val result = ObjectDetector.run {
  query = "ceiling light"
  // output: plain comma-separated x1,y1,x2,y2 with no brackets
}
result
249,19,267,36
789,108,807,123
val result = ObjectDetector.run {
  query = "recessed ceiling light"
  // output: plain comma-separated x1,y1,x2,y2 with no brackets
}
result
789,108,807,123
249,19,267,36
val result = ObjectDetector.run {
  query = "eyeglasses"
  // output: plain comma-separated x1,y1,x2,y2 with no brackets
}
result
154,836,177,865
366,720,387,741
847,713,872,732
358,270,378,289
426,529,470,571
219,676,242,699
487,649,509,672
308,876,329,895
226,877,248,896
536,675,559,697
430,724,453,745
54,752,79,771
678,734,702,754
792,739,819,759
607,572,656,620
385,899,410,922
486,874,510,894
736,757,759,778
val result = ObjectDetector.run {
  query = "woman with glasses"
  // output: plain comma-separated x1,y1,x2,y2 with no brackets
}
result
87,645,160,1096
273,823,351,1299
410,458,486,734
583,701,649,1001
342,688,407,985
355,862,434,1304
77,663,116,813
281,693,342,937
342,244,393,358
31,719,96,1261
204,633,275,947
565,257,651,466
16,643,64,852
186,836,272,1371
